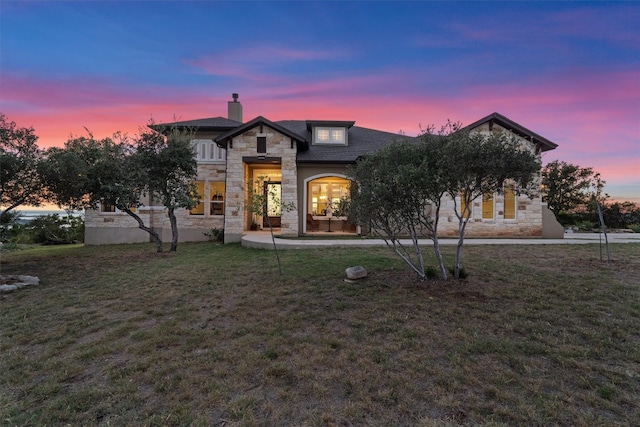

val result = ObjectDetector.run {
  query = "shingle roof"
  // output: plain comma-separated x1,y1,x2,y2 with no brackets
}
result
150,116,242,132
153,112,556,162
276,120,411,163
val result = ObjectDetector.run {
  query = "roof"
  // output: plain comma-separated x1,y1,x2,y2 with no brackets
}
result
214,116,309,151
275,120,411,163
305,120,356,131
152,111,557,162
149,116,242,133
466,112,558,152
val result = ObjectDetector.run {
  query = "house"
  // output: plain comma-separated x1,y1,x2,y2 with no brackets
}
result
84,94,562,245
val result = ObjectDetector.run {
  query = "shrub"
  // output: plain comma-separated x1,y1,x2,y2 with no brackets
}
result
204,227,224,242
28,214,84,244
449,267,469,279
574,221,597,232
627,224,640,233
0,242,20,251
556,211,578,227
425,266,438,280
0,210,22,242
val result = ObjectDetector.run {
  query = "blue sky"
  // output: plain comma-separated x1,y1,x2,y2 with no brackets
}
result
1,1,638,201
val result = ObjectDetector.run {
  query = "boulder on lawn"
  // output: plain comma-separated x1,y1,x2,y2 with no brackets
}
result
345,266,367,280
0,275,40,292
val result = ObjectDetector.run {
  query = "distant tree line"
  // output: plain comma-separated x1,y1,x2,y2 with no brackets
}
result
541,160,640,232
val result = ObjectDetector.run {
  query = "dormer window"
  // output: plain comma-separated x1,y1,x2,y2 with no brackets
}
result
315,128,345,144
307,121,354,146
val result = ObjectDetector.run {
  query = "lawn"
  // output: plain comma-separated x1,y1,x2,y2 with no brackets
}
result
1,242,639,426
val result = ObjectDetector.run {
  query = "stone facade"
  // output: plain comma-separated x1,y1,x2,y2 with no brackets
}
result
436,193,543,237
431,128,544,238
84,106,558,245
223,125,298,243
85,133,228,245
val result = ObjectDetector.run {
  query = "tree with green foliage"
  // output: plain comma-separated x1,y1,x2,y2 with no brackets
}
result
542,160,605,217
444,128,541,278
0,210,22,242
135,125,199,252
349,121,541,281
28,214,85,245
39,132,166,248
0,113,47,220
348,137,449,280
600,201,640,229
41,125,199,252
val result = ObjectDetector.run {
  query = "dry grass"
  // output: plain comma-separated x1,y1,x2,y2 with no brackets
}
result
1,242,639,426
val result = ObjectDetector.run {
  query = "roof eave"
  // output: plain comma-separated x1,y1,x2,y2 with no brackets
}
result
466,112,558,152
214,116,308,150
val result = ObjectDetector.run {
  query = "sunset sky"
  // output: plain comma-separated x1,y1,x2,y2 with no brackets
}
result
1,1,638,202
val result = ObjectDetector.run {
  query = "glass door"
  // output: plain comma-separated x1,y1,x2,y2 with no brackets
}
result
263,181,282,227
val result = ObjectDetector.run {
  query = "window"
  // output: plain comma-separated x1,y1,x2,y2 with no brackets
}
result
459,192,471,219
309,178,350,215
190,181,225,216
257,136,266,153
504,185,516,219
482,191,494,219
100,201,116,213
190,181,205,215
192,139,226,162
210,182,225,215
99,201,135,213
314,127,346,145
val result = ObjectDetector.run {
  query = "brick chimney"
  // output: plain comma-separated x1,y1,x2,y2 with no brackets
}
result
228,93,242,122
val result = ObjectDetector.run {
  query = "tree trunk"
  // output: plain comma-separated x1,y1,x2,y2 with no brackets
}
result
266,215,283,275
454,218,469,278
432,237,448,280
0,202,21,222
429,205,448,280
124,209,163,252
168,207,178,252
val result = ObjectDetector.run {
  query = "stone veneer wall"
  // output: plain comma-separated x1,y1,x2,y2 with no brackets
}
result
167,162,227,242
84,209,152,245
85,162,227,245
436,124,543,237
436,194,543,237
223,125,298,243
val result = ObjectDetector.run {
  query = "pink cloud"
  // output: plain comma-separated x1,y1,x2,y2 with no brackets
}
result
3,66,637,204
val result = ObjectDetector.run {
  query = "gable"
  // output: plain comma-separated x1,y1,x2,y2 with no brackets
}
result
466,112,557,152
214,116,308,151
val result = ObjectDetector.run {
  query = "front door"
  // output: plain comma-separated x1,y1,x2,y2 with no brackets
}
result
263,182,282,228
